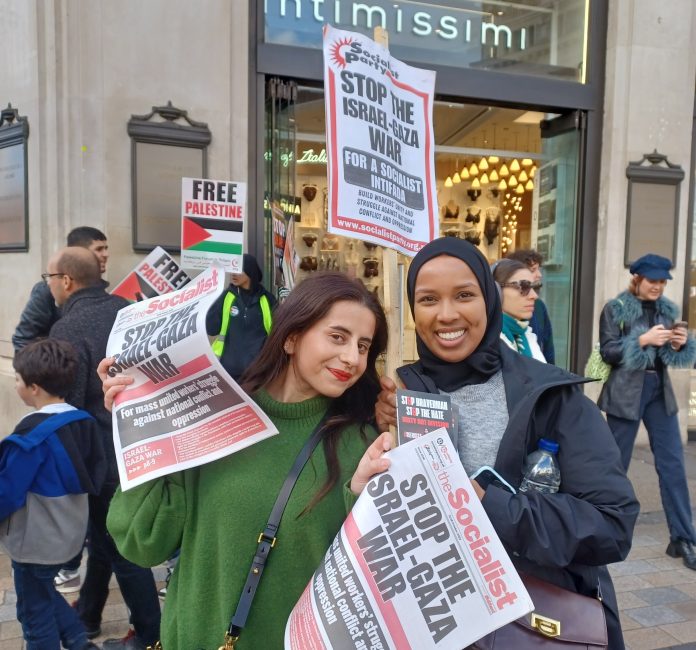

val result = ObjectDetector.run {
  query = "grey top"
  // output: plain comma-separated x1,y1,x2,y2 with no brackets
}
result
446,370,509,475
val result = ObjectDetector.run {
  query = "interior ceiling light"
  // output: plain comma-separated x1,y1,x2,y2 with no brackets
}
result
498,179,507,190
522,158,533,167
444,176,453,188
453,172,462,184
530,165,537,178
469,162,479,176
499,163,509,177
510,159,521,172
471,177,481,189
479,157,489,170
489,169,499,182
525,179,534,190
515,183,525,194
480,172,489,185
461,166,470,180
508,175,518,187
518,170,528,183
488,154,500,164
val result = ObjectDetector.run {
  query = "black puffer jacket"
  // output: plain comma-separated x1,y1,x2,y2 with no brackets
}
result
12,281,60,351
49,285,129,481
398,344,639,650
598,290,696,420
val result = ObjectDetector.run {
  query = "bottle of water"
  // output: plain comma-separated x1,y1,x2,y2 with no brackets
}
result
519,438,561,494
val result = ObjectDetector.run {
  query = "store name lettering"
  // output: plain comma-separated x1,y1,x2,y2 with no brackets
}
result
265,149,328,166
266,1,527,50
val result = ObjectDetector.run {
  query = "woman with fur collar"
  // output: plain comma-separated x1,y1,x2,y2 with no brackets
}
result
598,253,696,570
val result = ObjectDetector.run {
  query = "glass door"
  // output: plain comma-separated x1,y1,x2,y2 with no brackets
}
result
531,112,584,368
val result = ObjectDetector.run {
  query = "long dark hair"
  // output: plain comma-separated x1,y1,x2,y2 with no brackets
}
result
241,272,388,510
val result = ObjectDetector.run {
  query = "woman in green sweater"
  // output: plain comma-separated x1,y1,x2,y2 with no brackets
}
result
99,273,391,650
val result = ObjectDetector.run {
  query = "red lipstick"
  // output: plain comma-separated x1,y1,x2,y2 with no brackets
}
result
328,368,352,382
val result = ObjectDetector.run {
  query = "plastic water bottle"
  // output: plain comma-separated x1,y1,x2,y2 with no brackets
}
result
519,438,561,494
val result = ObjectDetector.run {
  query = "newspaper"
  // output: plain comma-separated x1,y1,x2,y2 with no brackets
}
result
285,430,532,649
106,265,278,490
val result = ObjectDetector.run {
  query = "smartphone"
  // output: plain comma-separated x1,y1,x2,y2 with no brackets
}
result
672,320,688,330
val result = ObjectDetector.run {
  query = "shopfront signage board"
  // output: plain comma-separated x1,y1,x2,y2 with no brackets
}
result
180,177,246,272
323,24,437,256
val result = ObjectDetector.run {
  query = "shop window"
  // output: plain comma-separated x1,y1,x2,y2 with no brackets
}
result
128,101,211,253
0,104,29,252
266,82,582,367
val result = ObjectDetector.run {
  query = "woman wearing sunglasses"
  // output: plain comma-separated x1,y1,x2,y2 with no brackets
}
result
492,259,546,362
376,237,638,650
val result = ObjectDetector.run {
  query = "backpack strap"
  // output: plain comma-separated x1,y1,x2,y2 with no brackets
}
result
5,410,94,451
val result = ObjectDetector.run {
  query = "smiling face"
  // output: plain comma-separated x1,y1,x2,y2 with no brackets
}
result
279,300,376,401
636,277,667,301
502,268,538,320
413,255,487,363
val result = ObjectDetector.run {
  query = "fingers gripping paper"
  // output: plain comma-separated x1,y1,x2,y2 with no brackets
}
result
285,430,533,649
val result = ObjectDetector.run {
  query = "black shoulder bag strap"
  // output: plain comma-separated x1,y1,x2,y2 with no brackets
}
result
220,413,330,650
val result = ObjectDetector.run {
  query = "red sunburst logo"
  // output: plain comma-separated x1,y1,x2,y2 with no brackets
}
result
330,37,354,69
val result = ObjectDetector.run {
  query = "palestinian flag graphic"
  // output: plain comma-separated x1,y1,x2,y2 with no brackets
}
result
182,216,243,256
111,272,160,302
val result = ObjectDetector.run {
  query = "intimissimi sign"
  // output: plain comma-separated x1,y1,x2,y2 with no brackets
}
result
265,1,530,52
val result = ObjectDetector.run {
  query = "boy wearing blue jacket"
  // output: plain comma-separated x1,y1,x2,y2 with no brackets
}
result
1,339,107,650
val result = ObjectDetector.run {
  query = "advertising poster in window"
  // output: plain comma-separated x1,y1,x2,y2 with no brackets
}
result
180,177,246,272
323,25,437,256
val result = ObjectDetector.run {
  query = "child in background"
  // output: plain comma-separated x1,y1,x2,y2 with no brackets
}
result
1,339,107,650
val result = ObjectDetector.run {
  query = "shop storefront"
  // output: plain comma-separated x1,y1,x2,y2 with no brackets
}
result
250,0,608,370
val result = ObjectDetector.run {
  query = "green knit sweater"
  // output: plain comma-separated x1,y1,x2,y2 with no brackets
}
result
106,390,373,650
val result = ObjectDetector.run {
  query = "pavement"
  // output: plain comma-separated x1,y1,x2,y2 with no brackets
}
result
1,444,696,649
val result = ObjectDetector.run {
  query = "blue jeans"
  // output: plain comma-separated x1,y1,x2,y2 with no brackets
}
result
13,560,88,650
77,485,160,644
607,372,696,543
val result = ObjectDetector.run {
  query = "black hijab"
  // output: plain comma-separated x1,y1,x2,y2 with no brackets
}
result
233,253,263,297
407,238,502,391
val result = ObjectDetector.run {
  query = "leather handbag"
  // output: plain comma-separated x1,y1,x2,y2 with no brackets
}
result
471,573,607,649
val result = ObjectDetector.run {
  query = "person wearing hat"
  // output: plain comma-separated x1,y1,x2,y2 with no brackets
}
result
597,253,696,569
206,254,277,381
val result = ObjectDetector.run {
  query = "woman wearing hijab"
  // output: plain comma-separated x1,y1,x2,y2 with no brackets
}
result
206,254,277,381
492,258,546,362
598,253,696,570
375,238,638,649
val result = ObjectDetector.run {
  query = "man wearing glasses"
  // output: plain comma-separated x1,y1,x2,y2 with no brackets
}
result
47,247,161,650
12,227,110,351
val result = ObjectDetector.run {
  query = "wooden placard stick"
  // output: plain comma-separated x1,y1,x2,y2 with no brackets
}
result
374,25,404,444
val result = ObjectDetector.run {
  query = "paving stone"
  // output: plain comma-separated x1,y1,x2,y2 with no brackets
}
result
625,605,687,627
0,607,15,626
642,569,696,587
610,559,659,577
633,587,692,606
611,574,655,592
623,626,681,650
617,591,650,610
659,618,696,643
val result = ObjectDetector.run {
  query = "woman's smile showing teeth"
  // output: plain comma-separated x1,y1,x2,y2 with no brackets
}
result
437,329,465,341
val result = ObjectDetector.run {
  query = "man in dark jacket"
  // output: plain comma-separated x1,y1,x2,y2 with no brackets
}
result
206,253,277,381
12,226,110,351
47,247,160,650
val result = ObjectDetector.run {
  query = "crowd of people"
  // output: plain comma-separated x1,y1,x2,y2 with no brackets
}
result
2,229,695,650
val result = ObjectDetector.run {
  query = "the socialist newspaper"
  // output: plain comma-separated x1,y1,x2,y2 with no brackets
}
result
106,265,278,490
285,430,532,649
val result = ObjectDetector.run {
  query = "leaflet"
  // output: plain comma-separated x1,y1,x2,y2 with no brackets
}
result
106,265,278,490
285,429,532,649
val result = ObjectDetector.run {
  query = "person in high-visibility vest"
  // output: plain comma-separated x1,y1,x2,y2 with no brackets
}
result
206,254,277,381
